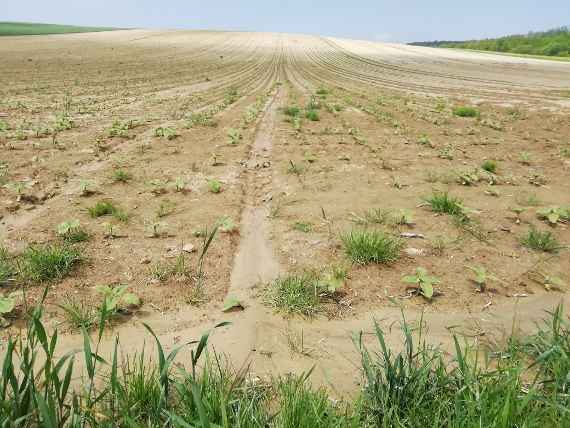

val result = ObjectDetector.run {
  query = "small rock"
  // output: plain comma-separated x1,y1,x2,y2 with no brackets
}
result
140,257,151,265
182,244,196,253
400,232,425,239
404,248,426,257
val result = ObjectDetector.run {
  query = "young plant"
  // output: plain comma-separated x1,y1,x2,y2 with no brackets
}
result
227,128,242,145
294,222,312,233
94,284,141,313
402,267,440,300
154,127,178,140
207,179,222,193
305,109,320,121
56,219,89,243
284,105,301,117
465,265,498,291
342,230,403,264
537,207,570,225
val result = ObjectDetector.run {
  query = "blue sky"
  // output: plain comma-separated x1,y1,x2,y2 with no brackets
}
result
3,1,570,43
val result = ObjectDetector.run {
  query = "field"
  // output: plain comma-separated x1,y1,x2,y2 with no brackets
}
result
0,21,120,36
1,30,570,424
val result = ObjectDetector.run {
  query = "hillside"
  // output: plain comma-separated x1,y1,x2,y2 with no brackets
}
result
0,21,120,36
410,26,570,57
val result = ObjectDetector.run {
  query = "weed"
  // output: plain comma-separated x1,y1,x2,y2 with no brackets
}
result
156,200,176,218
425,192,465,216
95,284,141,313
227,128,242,145
109,119,137,138
305,109,320,121
154,126,178,140
342,230,402,264
20,245,81,282
0,247,15,286
521,228,560,253
265,273,321,317
481,159,497,173
59,295,98,330
112,168,132,183
287,160,304,175
294,222,312,233
174,177,188,192
453,106,480,117
207,179,222,193
520,151,532,165
54,113,73,131
87,201,128,222
284,105,301,117
56,219,89,243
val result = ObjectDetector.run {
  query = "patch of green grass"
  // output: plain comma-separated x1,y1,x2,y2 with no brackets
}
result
305,109,320,121
266,273,321,317
20,245,81,282
275,372,352,426
112,168,132,183
0,247,15,286
481,159,497,173
453,106,480,118
293,222,312,233
425,192,465,216
0,21,120,36
59,296,98,330
341,230,403,264
56,220,89,243
284,105,301,117
87,201,128,222
521,228,560,253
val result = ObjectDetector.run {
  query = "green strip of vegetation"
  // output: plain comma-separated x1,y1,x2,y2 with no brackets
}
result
0,21,121,36
410,26,570,59
2,290,570,426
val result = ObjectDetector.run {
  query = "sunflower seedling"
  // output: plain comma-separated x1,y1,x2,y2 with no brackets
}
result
402,267,440,300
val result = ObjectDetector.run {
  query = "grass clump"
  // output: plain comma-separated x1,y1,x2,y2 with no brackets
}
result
481,159,497,173
453,106,480,117
0,247,15,286
521,228,560,253
112,168,132,183
87,201,128,222
266,273,321,317
305,109,320,121
284,105,301,117
56,220,89,243
342,230,403,264
425,192,465,216
21,245,81,282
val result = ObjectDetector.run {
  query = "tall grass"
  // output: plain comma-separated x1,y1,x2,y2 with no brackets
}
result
2,288,569,426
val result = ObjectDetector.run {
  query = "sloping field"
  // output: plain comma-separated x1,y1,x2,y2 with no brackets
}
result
1,29,570,402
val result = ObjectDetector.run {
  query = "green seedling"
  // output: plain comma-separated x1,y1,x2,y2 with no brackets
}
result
402,267,440,300
56,220,89,243
94,284,141,313
537,207,570,225
207,179,222,193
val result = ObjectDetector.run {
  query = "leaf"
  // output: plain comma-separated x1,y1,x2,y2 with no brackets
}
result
122,293,141,307
0,296,15,314
420,282,434,300
402,275,418,284
547,212,560,224
222,297,243,312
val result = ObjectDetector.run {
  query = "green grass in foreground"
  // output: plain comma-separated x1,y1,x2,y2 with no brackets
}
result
0,21,120,36
2,289,570,426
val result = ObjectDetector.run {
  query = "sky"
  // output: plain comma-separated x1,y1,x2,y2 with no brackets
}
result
3,1,570,43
